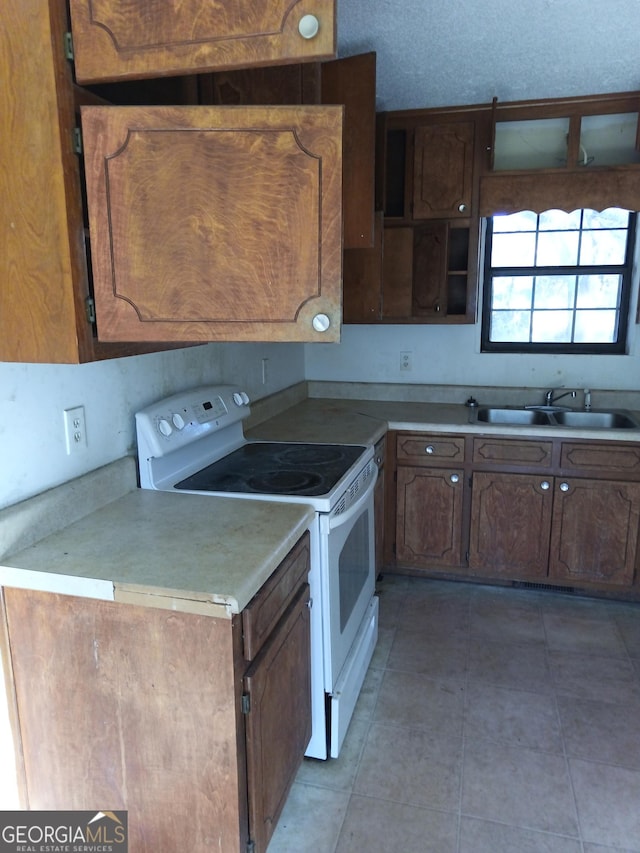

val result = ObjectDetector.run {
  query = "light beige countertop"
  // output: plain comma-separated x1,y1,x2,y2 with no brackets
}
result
248,397,640,444
0,470,314,616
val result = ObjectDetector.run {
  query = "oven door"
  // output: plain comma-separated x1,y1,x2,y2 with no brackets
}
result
319,465,377,691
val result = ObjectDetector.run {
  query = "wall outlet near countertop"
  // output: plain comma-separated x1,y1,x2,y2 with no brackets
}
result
400,351,412,371
63,406,87,454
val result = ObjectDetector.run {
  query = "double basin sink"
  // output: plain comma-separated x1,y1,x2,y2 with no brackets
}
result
470,406,640,430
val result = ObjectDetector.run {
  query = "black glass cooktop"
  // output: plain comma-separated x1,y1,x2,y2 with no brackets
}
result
174,442,366,497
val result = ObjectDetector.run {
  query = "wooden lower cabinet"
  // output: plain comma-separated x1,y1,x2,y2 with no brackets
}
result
549,478,640,586
468,472,552,578
1,535,311,852
391,431,640,593
396,465,465,569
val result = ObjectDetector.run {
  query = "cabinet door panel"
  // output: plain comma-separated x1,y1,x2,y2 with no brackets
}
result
412,224,448,316
244,584,311,853
382,227,414,318
468,472,552,578
413,122,474,219
549,479,640,586
396,466,464,568
82,105,342,343
69,0,336,84
396,434,466,467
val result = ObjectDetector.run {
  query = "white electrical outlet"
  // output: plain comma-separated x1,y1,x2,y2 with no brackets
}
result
400,351,412,371
63,406,87,454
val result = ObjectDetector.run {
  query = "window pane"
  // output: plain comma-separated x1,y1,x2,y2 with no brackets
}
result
536,231,579,265
539,209,581,230
492,276,533,309
579,228,628,264
483,209,632,353
531,310,573,342
492,232,536,266
582,208,630,229
492,211,538,232
491,311,531,342
534,275,576,309
574,310,617,342
576,274,621,308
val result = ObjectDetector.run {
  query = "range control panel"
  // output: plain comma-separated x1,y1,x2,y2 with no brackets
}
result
135,385,250,462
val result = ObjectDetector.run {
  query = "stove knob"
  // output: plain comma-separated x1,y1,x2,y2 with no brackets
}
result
172,413,186,430
158,418,172,437
240,392,250,405
233,392,244,406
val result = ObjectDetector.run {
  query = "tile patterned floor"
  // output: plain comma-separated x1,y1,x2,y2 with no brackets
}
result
268,575,640,853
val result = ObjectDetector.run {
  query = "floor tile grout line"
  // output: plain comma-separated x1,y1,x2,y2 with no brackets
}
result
455,593,473,853
542,597,586,850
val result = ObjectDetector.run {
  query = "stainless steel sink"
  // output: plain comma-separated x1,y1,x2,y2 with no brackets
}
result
474,407,552,426
551,410,640,429
472,406,640,430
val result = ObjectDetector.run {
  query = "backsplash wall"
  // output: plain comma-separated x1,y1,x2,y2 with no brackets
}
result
0,343,305,511
304,320,640,396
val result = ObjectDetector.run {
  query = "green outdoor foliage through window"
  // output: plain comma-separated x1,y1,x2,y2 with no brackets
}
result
482,208,636,354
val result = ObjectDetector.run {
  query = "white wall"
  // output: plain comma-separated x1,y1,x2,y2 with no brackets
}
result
305,319,640,397
0,343,304,511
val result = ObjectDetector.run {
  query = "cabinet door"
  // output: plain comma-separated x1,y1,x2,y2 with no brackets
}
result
206,53,377,251
413,122,474,219
396,466,464,569
244,584,311,853
412,224,449,316
320,52,376,249
68,0,335,84
468,472,552,578
343,212,383,322
81,105,342,343
549,479,640,586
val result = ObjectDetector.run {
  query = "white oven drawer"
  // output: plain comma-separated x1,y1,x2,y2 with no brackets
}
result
329,595,378,758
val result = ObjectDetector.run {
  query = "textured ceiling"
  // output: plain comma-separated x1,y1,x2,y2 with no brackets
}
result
337,0,640,111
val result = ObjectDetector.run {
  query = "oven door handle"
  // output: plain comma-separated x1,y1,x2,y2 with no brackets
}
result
327,466,377,531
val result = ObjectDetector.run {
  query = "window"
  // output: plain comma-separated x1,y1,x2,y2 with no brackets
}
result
481,208,636,354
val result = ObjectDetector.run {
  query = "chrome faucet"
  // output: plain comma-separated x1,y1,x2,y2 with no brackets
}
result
544,388,577,406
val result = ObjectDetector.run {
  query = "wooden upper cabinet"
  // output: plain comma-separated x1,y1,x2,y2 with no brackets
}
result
81,105,343,343
203,53,377,251
68,0,336,84
480,91,640,215
320,53,376,248
413,122,474,219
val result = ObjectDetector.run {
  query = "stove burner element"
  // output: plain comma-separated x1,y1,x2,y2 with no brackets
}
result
247,469,324,494
277,446,345,466
173,441,367,498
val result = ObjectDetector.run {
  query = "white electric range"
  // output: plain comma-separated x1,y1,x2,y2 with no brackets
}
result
135,385,378,759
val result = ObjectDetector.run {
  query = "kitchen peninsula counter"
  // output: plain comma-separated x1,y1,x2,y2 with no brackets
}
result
0,459,314,615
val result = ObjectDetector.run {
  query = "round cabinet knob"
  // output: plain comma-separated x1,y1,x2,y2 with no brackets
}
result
312,313,331,333
233,392,244,406
172,413,185,430
158,418,172,437
560,482,570,492
540,480,550,491
458,203,467,213
298,13,320,39
425,445,435,455
450,473,460,484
